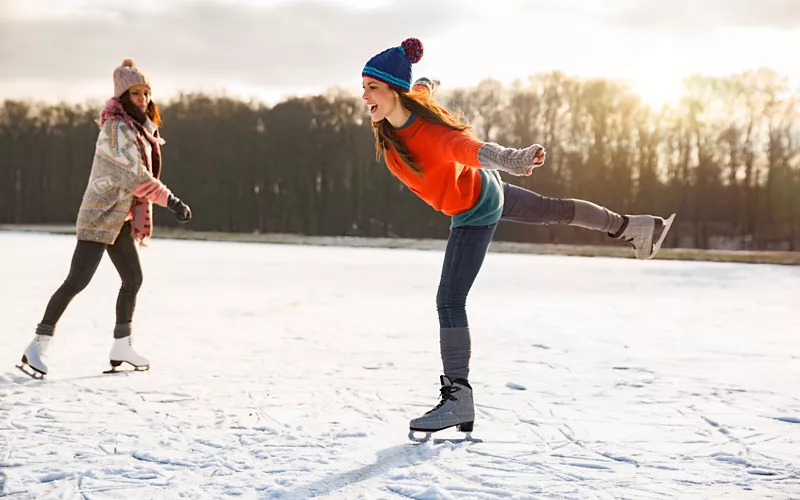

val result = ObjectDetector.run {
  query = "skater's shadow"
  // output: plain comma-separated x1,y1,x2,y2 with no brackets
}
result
286,443,435,499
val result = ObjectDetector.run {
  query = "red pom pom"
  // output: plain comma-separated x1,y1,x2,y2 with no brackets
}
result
401,38,423,64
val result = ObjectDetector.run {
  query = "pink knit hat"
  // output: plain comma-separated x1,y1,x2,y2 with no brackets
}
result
113,59,150,98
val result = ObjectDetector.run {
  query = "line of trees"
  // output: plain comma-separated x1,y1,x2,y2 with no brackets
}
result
2,69,798,250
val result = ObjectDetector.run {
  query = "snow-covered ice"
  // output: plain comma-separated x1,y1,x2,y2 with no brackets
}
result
1,231,799,499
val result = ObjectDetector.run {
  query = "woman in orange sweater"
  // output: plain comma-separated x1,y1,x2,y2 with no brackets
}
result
362,38,675,440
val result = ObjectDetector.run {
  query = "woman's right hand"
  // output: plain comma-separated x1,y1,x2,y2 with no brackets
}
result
478,143,546,176
167,194,192,223
523,146,547,175
532,146,546,166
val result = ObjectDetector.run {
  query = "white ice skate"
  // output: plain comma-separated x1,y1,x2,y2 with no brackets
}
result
408,376,479,443
106,337,150,373
17,334,52,379
617,213,676,260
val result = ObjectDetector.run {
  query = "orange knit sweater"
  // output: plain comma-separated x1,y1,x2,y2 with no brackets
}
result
384,117,487,216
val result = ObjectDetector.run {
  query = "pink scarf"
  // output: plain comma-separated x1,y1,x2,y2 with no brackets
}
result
97,98,166,245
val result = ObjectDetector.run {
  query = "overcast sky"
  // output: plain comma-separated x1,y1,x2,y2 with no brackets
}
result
2,0,799,105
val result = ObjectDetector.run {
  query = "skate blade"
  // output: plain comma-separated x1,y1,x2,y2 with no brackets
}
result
408,430,482,444
103,361,150,374
430,436,482,445
649,213,676,259
16,364,45,380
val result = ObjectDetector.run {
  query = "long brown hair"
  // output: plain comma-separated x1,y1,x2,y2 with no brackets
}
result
372,88,470,175
120,90,163,127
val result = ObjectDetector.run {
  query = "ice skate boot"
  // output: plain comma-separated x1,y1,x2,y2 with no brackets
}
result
106,336,150,373
17,333,53,379
409,376,476,443
614,213,676,260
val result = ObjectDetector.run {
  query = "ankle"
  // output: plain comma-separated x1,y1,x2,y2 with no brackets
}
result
610,215,629,239
453,378,472,389
35,323,55,336
114,322,132,339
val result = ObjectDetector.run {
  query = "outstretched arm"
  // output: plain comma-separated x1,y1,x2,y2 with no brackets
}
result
434,126,547,176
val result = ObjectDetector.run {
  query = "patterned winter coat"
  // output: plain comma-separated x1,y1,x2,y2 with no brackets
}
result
76,99,172,245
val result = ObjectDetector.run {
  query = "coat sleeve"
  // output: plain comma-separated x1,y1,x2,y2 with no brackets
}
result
93,119,171,207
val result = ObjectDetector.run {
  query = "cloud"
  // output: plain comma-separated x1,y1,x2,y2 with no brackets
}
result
0,0,475,91
614,0,800,33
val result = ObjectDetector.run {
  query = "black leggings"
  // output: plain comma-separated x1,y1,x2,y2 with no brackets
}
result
41,222,143,327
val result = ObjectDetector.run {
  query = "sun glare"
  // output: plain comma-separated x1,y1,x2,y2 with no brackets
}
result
628,74,686,108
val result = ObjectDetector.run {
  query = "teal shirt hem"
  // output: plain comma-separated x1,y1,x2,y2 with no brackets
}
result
450,169,504,228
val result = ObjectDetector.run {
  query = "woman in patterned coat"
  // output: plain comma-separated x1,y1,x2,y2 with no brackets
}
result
18,59,192,378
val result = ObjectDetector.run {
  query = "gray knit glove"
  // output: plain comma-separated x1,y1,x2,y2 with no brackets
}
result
413,77,440,94
477,143,546,176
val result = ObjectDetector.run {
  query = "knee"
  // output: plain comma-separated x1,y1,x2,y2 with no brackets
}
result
436,286,446,311
540,196,573,224
557,198,575,224
63,272,92,295
122,271,144,293
436,285,466,312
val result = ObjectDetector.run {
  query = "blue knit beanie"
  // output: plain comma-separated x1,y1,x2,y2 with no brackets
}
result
362,38,424,92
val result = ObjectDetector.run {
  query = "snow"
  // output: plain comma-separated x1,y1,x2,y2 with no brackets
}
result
1,231,799,499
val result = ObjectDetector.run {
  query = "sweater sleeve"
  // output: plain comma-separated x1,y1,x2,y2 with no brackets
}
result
93,119,172,206
432,126,545,177
434,128,485,168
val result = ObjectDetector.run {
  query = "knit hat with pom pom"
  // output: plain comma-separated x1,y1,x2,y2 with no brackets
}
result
362,38,423,92
113,59,150,98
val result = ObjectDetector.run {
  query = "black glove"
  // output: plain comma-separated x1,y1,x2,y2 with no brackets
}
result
167,193,192,223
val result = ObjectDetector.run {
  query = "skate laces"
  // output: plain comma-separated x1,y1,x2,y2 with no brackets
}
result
425,385,460,414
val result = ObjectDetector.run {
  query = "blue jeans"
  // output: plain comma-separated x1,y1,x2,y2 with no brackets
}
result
436,223,498,328
436,183,574,328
